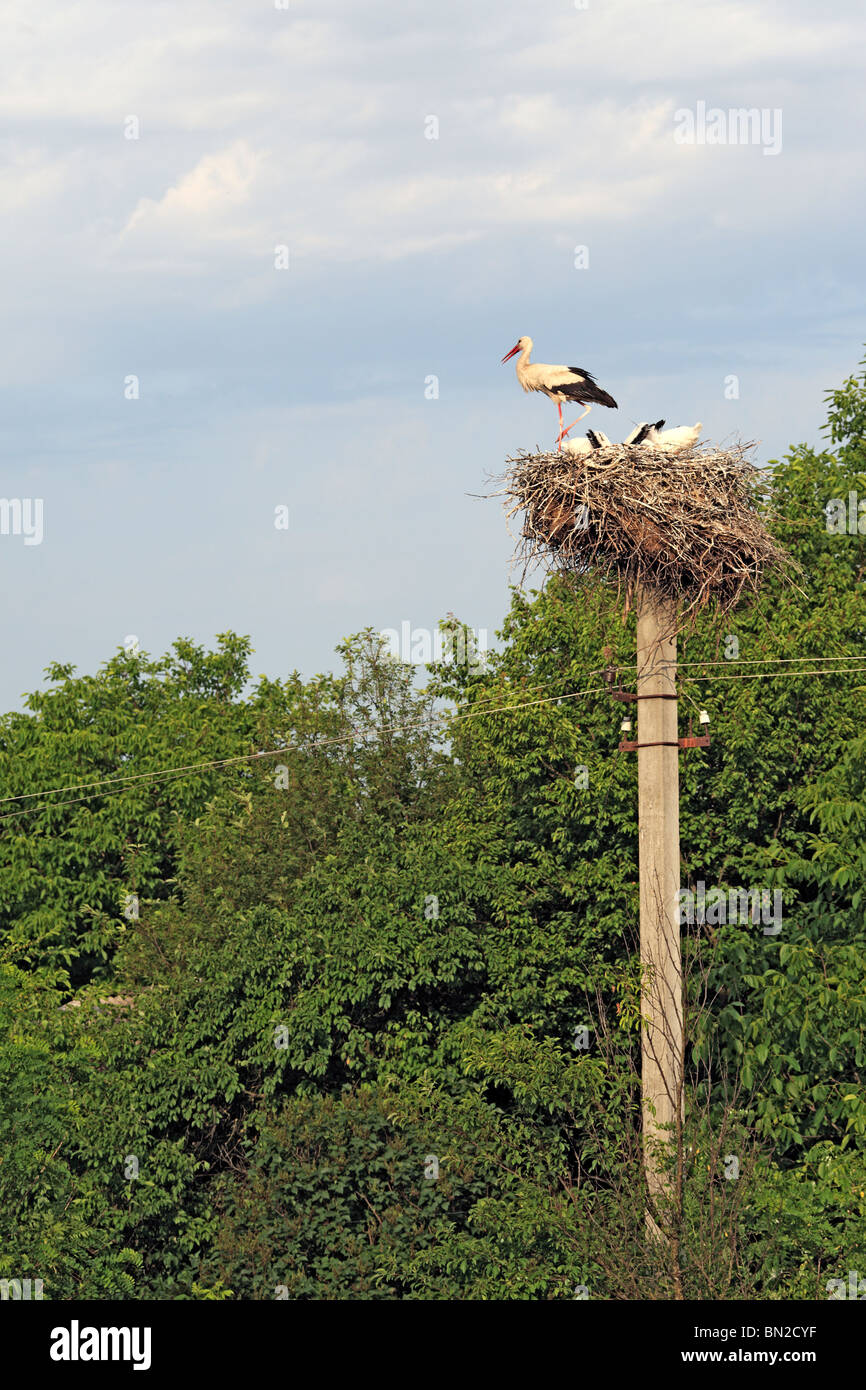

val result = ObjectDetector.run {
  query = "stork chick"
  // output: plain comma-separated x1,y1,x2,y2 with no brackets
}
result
624,420,665,446
561,436,593,455
562,429,612,454
647,421,703,453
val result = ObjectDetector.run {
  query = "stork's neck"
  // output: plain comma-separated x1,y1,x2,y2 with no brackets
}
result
515,343,533,385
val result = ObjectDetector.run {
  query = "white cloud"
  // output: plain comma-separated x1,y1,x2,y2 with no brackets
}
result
120,140,267,254
0,0,862,296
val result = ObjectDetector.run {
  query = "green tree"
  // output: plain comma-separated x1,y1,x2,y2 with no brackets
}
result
1,358,864,1300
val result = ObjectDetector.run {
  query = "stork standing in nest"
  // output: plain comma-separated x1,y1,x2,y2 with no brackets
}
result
501,336,618,450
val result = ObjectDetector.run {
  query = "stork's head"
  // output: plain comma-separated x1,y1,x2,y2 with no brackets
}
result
501,335,532,363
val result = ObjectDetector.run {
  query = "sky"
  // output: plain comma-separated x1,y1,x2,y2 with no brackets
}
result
1,0,865,710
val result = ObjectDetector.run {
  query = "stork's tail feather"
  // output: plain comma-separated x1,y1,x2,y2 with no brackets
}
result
557,382,618,409
560,369,618,409
581,383,618,410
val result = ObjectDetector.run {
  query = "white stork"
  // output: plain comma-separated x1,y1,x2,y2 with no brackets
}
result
561,436,592,455
586,428,612,448
623,419,665,446
623,420,703,452
501,336,618,449
562,430,612,455
647,421,703,453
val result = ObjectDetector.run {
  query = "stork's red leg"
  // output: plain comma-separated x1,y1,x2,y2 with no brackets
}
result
561,404,592,439
556,401,564,451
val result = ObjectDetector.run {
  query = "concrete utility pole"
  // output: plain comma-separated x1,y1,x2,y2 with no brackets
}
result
635,588,684,1231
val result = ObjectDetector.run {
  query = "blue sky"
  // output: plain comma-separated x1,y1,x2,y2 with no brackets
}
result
1,0,864,709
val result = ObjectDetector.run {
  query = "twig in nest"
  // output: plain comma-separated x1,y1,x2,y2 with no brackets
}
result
491,441,797,621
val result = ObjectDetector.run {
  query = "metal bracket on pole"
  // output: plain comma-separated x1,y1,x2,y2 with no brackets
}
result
619,718,710,754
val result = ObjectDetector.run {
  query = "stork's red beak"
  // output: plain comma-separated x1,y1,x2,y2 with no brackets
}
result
501,343,521,363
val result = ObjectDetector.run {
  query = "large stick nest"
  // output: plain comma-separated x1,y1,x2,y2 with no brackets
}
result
497,441,795,617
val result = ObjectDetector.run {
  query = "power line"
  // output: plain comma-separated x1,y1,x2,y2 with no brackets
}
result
612,654,866,671
0,667,615,810
1,659,864,825
0,683,610,822
682,666,866,683
678,655,866,669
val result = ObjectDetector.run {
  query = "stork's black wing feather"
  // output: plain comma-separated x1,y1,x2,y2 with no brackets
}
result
559,367,618,410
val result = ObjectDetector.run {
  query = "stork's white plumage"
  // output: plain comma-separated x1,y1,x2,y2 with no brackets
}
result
561,436,593,455
501,335,618,449
646,421,703,453
562,429,611,455
563,421,704,455
623,419,665,446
